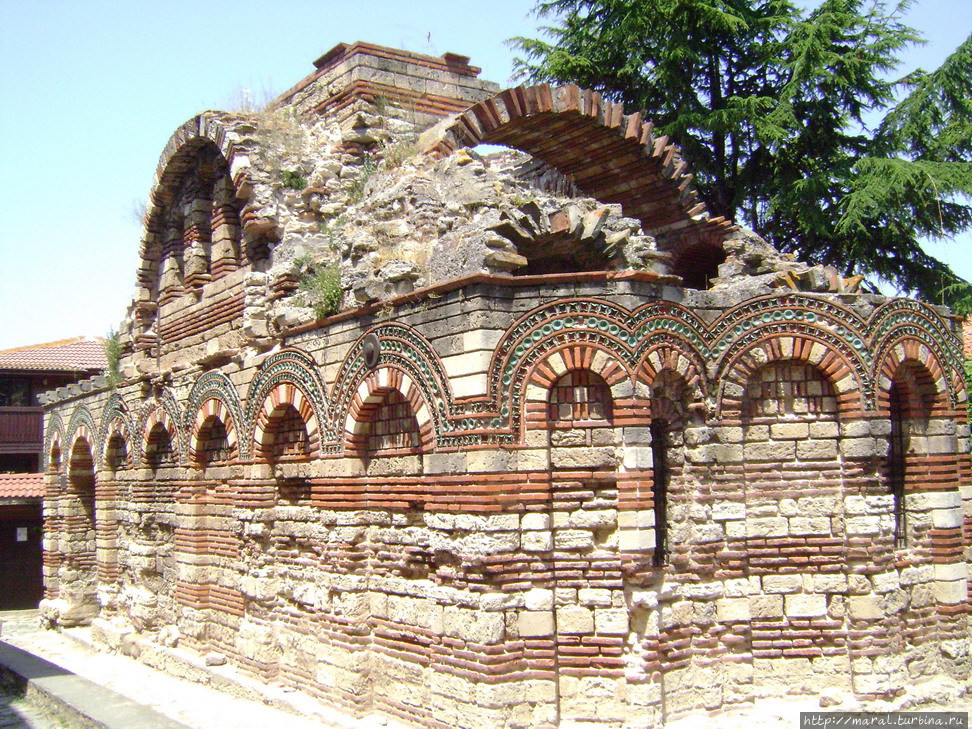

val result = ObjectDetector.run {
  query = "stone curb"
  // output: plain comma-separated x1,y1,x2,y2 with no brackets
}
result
0,639,191,729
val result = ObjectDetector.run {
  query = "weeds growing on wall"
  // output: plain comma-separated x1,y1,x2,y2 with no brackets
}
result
300,264,343,319
105,329,123,388
348,155,379,202
280,170,307,190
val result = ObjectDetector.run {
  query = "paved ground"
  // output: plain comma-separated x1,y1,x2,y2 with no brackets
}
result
0,687,78,729
0,610,387,729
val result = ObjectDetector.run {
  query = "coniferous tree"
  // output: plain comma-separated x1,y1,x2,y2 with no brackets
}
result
510,0,972,303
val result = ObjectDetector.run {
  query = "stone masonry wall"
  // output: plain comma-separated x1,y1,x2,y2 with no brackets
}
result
42,275,972,728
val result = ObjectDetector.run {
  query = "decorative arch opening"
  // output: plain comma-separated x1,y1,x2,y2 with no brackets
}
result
65,436,98,615
364,389,423,456
884,359,941,549
647,369,695,568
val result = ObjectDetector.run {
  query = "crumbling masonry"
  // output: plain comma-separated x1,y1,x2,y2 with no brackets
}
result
41,42,972,728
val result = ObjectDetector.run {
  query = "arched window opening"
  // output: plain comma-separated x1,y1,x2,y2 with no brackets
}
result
743,361,838,420
650,419,670,567
549,370,614,425
198,416,234,466
266,404,310,462
145,423,175,469
888,383,907,549
516,233,613,276
368,390,421,454
105,434,128,472
671,242,727,290
68,439,96,529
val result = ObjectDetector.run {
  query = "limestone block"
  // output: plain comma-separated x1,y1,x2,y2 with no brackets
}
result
770,422,809,440
797,439,839,460
519,611,554,638
568,509,617,528
785,594,827,618
551,447,618,469
443,608,505,644
595,608,629,635
691,523,725,543
763,575,802,594
716,597,751,622
931,507,963,529
934,580,967,605
522,531,553,552
845,516,881,535
522,513,550,530
745,441,795,461
525,588,554,611
724,577,758,597
812,574,848,593
557,606,595,635
555,529,595,550
623,446,654,470
618,529,655,551
711,501,745,521
900,565,934,585
871,571,900,593
839,437,879,459
848,595,883,620
809,421,840,438
934,562,968,582
907,491,961,511
578,588,613,607
746,517,788,538
686,444,743,464
788,516,831,535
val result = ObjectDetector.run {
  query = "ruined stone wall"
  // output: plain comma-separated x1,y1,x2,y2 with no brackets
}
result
42,274,972,728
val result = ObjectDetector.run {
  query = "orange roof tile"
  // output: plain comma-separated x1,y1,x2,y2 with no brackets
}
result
0,472,45,499
0,336,107,373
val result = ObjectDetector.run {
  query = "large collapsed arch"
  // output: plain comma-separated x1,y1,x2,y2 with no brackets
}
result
420,83,737,286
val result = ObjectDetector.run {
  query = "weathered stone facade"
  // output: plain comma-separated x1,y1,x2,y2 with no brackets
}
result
41,42,972,728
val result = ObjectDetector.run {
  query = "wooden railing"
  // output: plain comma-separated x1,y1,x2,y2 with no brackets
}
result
0,407,44,451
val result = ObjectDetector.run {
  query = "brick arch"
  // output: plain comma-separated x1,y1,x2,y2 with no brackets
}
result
66,406,99,471
252,382,321,461
718,334,865,419
185,371,246,458
188,398,240,466
637,343,707,406
421,83,736,284
876,340,950,418
46,413,64,473
522,343,632,430
98,393,136,467
344,366,434,455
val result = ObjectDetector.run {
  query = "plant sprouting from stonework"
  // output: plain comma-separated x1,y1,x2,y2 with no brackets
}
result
279,170,307,190
348,154,379,202
299,263,343,319
380,140,417,170
254,107,308,184
105,328,123,389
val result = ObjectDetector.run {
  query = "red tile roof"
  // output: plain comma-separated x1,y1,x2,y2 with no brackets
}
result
0,337,107,373
0,472,45,499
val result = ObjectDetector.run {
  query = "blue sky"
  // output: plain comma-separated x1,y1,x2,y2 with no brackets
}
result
0,0,968,350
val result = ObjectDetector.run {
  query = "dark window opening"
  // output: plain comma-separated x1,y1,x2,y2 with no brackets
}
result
0,378,32,407
888,383,907,548
146,423,175,469
671,243,726,290
199,417,233,465
650,420,670,567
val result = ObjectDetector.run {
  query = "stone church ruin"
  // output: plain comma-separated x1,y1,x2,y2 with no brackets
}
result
40,41,972,728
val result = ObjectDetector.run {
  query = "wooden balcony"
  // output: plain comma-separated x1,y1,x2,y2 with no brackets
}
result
0,407,43,453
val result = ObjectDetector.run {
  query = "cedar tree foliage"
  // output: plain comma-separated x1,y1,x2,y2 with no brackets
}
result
510,0,972,304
